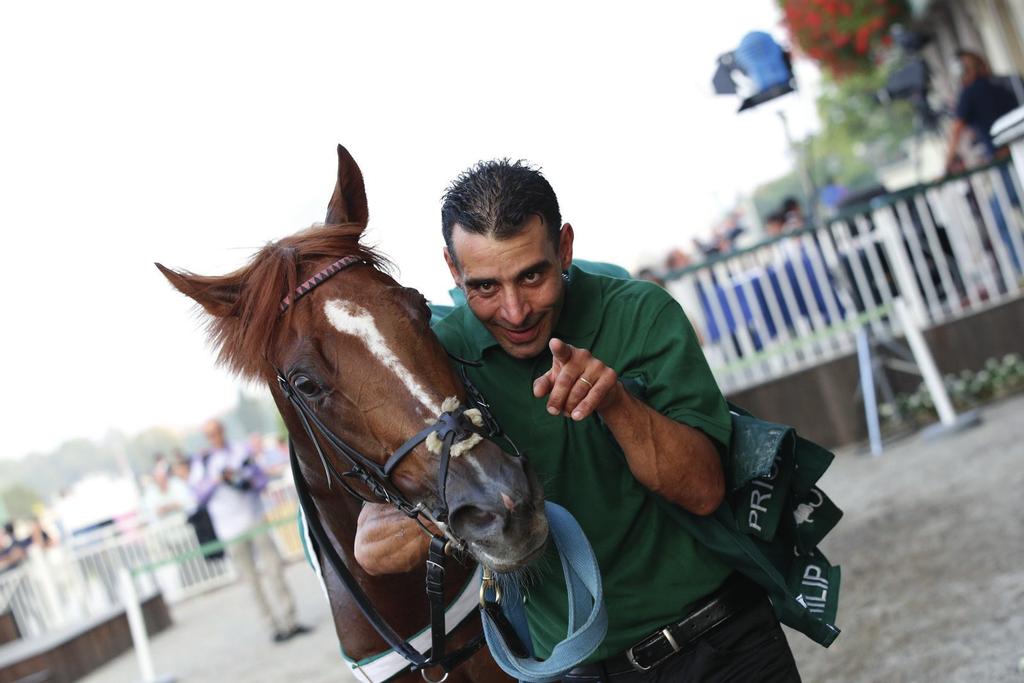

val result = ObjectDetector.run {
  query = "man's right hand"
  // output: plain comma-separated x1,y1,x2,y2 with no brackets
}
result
354,503,433,575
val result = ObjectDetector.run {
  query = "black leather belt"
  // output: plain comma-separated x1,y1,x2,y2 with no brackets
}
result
565,575,763,679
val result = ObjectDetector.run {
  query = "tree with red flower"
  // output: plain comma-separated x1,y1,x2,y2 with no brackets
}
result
779,0,909,78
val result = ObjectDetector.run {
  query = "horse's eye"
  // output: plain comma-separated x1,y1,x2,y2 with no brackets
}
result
292,374,322,397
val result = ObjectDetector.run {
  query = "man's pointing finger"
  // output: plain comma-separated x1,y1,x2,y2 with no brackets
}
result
549,337,573,363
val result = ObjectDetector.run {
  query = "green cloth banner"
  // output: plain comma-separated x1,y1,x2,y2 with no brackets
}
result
788,551,841,624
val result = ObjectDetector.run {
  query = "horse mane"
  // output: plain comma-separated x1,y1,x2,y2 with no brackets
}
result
197,223,392,380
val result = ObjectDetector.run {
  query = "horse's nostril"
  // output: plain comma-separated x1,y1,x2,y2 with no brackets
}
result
449,505,506,539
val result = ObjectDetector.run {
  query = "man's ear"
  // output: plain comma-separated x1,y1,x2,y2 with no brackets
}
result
558,223,575,273
443,247,462,287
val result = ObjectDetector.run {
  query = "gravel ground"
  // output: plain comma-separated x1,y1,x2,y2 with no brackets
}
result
787,394,1024,682
79,561,356,683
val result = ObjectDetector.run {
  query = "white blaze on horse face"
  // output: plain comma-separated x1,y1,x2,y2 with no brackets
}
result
323,299,442,416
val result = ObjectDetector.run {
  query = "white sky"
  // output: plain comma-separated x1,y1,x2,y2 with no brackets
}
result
0,1,821,460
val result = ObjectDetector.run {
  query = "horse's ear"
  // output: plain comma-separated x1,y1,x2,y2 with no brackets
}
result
325,144,369,227
156,263,240,318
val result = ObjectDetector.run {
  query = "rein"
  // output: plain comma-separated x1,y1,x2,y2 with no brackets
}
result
276,254,497,680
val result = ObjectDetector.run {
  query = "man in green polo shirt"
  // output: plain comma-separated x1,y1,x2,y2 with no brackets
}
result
355,160,802,681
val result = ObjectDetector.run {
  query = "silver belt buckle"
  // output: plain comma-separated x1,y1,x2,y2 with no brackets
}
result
626,628,681,673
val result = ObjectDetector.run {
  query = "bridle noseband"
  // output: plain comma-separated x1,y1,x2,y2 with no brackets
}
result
276,253,502,678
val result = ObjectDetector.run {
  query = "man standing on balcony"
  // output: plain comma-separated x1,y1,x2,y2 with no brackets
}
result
945,50,1018,171
191,419,309,643
354,161,804,681
945,50,1023,272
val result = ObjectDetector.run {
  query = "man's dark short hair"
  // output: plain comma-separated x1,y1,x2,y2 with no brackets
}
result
441,159,561,264
954,49,991,77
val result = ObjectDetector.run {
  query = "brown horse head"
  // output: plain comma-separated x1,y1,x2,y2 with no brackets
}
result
157,144,547,572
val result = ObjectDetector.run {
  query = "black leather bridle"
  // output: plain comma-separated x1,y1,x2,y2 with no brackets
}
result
275,254,497,680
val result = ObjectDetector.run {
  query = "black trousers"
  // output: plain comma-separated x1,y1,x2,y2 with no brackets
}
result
562,595,801,682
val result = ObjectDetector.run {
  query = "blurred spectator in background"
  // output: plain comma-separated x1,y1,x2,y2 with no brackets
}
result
272,436,290,471
249,433,289,479
171,450,192,482
780,196,805,230
693,236,721,258
764,211,787,237
819,178,849,214
143,453,196,522
0,522,28,573
666,247,692,272
636,267,666,287
945,50,1017,172
185,448,223,561
720,211,746,248
694,219,746,258
191,419,308,643
140,454,195,599
26,518,56,551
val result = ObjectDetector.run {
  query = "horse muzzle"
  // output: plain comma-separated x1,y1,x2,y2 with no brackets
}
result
444,447,549,572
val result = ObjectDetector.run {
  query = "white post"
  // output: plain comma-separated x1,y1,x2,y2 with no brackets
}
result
855,328,883,456
873,206,930,329
118,568,158,683
891,298,957,427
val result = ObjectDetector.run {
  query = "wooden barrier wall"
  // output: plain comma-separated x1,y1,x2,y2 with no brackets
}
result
0,593,171,683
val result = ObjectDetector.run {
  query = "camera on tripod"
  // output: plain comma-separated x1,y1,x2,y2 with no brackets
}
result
878,25,939,131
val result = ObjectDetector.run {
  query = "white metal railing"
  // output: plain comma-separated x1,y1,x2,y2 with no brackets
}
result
665,161,1024,394
0,477,301,639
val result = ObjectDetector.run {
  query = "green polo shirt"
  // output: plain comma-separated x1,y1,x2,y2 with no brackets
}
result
432,266,733,662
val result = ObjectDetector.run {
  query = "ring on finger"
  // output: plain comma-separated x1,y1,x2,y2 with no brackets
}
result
578,376,594,388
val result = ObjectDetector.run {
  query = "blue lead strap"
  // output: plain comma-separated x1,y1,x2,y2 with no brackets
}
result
480,502,608,683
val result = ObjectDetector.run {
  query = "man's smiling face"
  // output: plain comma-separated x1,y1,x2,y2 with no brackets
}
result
445,215,573,359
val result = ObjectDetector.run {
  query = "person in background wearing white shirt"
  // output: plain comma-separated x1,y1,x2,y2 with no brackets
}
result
142,454,196,522
191,419,310,643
